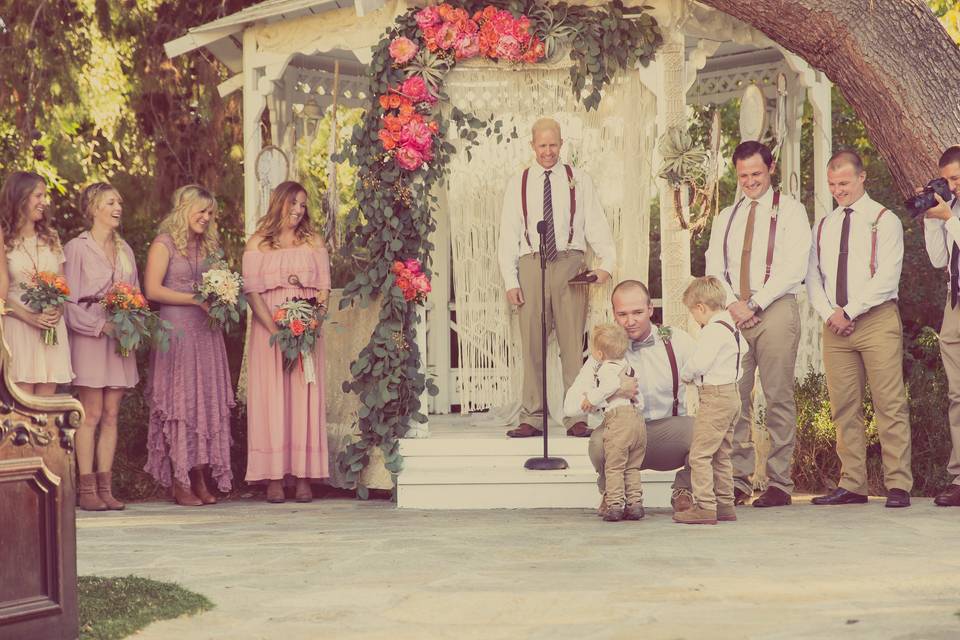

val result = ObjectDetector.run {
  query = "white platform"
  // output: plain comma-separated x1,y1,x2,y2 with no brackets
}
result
397,415,677,509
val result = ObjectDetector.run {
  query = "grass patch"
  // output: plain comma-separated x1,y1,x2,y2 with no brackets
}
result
79,575,213,640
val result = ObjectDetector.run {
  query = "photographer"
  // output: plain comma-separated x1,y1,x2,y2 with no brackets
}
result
922,145,960,507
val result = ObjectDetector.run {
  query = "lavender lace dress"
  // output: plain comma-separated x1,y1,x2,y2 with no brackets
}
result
144,234,234,491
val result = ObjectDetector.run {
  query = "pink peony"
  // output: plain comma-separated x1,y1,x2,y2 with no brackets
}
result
415,6,441,29
395,145,425,171
401,76,436,104
494,35,521,61
404,259,421,274
401,119,434,153
437,22,458,49
412,273,432,293
389,36,419,64
454,33,480,60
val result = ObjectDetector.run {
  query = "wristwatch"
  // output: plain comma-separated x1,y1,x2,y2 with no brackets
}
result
746,298,760,313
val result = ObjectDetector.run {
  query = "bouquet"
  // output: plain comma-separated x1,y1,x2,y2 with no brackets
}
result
100,282,171,357
391,259,431,304
270,297,325,384
20,271,70,345
194,253,247,332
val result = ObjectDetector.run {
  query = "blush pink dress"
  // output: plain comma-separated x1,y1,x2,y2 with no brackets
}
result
242,244,330,482
63,232,140,388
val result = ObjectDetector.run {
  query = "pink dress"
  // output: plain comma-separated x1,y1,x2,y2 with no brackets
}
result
144,234,234,491
4,238,73,384
63,232,140,388
242,244,330,482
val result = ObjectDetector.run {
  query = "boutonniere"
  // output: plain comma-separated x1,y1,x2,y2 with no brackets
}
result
568,176,576,190
657,325,672,341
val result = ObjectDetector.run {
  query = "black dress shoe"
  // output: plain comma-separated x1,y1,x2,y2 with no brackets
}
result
934,484,960,506
811,488,868,505
733,487,751,506
885,488,911,508
753,486,792,508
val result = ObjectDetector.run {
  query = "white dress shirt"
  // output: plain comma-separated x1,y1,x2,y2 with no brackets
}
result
564,326,694,425
704,188,811,309
923,196,960,292
582,358,637,412
680,311,747,386
497,164,616,291
806,193,903,321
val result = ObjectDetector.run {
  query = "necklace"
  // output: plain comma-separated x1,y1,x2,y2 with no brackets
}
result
92,229,119,283
20,233,42,277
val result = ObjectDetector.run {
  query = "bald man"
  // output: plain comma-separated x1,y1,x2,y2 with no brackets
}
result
498,118,616,438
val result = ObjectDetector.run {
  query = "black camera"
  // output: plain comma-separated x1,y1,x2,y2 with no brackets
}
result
904,177,954,217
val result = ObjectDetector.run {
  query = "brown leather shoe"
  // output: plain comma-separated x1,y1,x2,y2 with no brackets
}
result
624,503,645,520
935,484,960,506
78,473,107,511
671,487,693,513
266,480,285,503
566,422,592,437
95,471,125,510
603,505,625,522
597,495,608,518
673,506,718,525
506,423,543,438
734,487,751,506
174,481,203,506
752,486,792,508
717,504,737,521
189,467,217,505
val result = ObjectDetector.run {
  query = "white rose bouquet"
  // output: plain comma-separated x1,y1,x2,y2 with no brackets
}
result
194,252,247,332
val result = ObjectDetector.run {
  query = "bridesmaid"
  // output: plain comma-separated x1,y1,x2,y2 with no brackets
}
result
64,182,139,511
144,185,234,506
243,181,330,503
0,171,73,395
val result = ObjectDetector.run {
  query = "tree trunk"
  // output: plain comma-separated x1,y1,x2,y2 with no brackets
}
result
695,0,960,198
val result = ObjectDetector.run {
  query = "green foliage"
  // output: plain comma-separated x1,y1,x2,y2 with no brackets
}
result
338,0,661,494
78,575,212,640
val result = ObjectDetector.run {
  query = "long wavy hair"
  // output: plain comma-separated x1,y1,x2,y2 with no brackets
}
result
1,171,60,253
157,184,221,258
78,182,131,272
252,181,317,249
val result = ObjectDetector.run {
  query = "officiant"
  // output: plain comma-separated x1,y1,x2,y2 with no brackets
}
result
496,117,616,438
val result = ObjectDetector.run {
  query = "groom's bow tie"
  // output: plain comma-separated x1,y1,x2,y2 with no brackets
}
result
630,334,656,351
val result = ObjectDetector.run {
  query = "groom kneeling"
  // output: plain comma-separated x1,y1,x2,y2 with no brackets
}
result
564,280,695,513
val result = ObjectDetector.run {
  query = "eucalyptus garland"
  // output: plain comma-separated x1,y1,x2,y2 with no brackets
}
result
337,0,661,498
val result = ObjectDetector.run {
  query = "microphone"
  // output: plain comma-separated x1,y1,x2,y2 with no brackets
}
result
536,220,548,235
536,221,548,268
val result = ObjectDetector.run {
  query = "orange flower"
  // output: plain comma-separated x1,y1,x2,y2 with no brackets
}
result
388,94,402,109
290,319,306,336
308,318,319,330
273,308,287,323
379,95,391,110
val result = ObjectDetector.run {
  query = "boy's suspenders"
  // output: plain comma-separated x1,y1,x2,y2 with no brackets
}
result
708,320,742,385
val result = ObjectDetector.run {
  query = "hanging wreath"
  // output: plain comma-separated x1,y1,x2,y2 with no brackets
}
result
337,0,662,498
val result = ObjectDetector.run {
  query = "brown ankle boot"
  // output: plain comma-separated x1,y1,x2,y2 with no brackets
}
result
266,480,285,503
189,467,217,505
95,471,125,510
294,478,312,503
173,481,203,506
78,473,107,511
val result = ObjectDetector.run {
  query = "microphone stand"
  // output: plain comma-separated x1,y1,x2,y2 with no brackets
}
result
525,220,569,471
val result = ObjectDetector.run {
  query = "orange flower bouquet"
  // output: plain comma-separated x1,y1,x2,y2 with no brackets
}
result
100,282,171,357
269,298,325,384
20,270,70,345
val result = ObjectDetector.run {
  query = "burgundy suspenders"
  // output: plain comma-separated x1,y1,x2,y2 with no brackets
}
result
521,164,576,250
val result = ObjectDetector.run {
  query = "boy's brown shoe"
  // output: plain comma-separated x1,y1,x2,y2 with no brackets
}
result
717,504,737,521
624,503,645,520
603,506,625,522
673,506,718,525
671,488,693,513
597,495,608,517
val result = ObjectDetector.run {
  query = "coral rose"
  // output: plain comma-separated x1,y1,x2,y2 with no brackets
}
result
395,146,425,171
388,36,418,64
290,319,306,336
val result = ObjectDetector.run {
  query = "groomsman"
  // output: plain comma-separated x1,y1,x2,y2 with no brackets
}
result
922,145,960,507
807,150,912,508
497,117,616,438
704,141,810,508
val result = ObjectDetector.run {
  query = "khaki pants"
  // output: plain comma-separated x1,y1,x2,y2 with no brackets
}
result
600,406,646,508
690,384,741,511
732,295,801,495
517,251,588,428
589,415,694,492
937,300,960,486
822,301,912,494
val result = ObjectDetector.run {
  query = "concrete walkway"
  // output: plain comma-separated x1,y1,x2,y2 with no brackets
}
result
77,498,960,640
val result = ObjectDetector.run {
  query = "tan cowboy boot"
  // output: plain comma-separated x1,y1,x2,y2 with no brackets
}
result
95,471,125,510
173,481,203,506
189,467,217,505
78,473,107,511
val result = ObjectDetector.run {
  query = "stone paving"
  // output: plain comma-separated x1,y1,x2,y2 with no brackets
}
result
77,497,960,640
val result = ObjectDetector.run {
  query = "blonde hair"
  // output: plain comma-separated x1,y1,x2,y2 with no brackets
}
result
157,184,221,258
682,276,727,311
252,181,317,250
1,171,60,253
531,117,562,140
591,323,629,360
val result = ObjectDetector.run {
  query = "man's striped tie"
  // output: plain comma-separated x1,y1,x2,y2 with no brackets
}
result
542,169,558,261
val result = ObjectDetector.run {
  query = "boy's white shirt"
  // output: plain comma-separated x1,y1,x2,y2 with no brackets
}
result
680,310,747,386
583,358,638,412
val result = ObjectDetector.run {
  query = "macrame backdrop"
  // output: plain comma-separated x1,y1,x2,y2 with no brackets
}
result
441,60,656,419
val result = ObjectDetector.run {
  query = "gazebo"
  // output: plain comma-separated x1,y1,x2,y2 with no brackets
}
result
165,0,833,507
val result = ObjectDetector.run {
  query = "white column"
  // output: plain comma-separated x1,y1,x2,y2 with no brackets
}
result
781,73,805,199
405,306,431,438
808,77,833,222
242,26,266,238
426,193,452,414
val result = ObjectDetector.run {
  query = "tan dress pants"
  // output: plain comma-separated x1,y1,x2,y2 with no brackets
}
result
599,406,646,508
516,250,587,428
937,300,960,486
822,301,912,494
731,295,801,495
689,384,741,511
589,415,694,492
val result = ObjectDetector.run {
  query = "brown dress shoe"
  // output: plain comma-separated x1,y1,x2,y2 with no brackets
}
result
506,423,543,438
189,467,217,505
174,481,203,506
717,504,737,521
78,473,107,511
752,486,792,508
671,488,693,513
673,506,718,525
734,487,751,506
566,422,593,437
934,484,960,506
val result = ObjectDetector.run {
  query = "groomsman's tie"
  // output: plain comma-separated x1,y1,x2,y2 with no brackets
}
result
542,170,558,261
836,207,853,307
739,200,758,301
